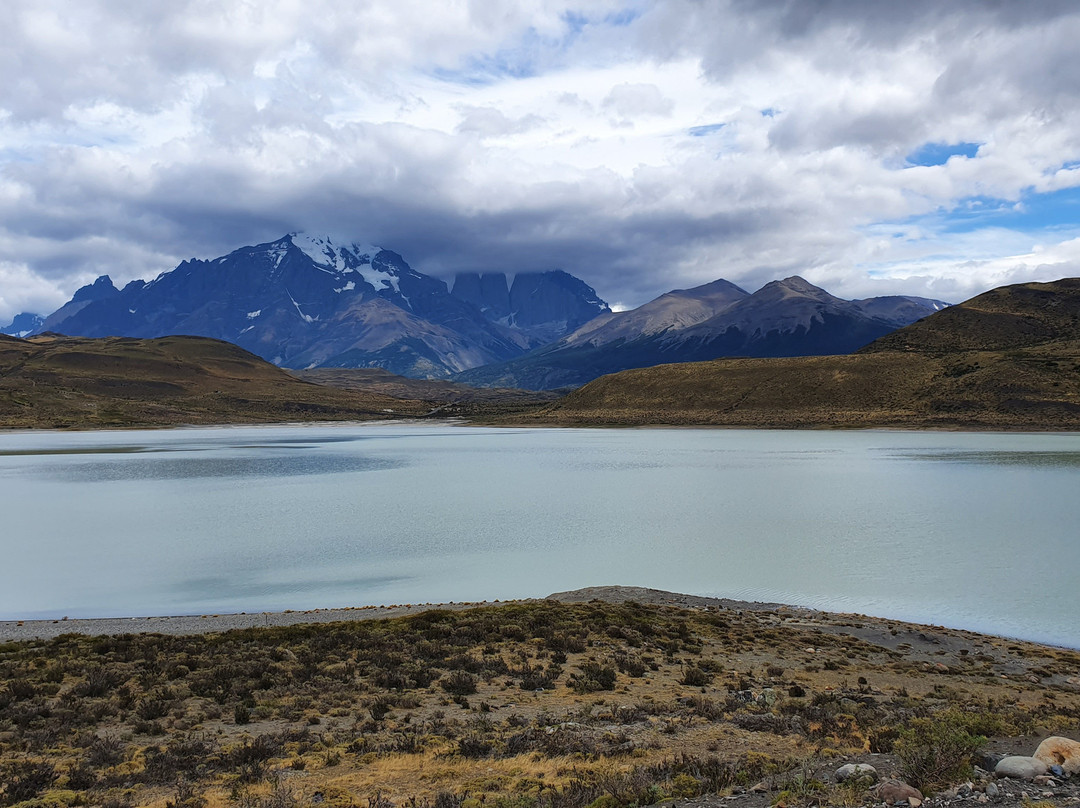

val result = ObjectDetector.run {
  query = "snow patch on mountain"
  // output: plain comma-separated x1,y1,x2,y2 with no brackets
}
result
356,265,400,294
289,233,380,274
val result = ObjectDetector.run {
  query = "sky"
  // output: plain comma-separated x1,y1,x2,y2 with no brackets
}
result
3,0,1080,321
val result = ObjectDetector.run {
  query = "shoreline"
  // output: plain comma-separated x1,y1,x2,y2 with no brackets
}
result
3,586,1073,656
4,415,1080,435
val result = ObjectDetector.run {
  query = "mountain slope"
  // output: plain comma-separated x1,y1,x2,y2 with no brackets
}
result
502,277,1080,429
0,333,426,428
39,235,608,379
456,276,947,390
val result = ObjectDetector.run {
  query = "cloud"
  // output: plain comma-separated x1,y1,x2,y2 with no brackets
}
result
601,83,674,120
2,0,1080,324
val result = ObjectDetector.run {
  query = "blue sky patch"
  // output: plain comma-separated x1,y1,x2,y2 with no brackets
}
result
947,185,1080,233
906,141,981,167
880,185,1080,238
688,123,725,137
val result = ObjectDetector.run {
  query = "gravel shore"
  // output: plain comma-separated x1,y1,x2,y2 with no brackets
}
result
0,600,504,641
0,586,808,642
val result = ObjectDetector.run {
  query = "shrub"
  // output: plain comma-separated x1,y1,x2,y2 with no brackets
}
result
0,760,57,807
441,672,477,696
895,710,986,790
571,663,617,693
680,666,712,687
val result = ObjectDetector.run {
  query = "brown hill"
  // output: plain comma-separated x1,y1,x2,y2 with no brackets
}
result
0,333,426,429
864,277,1080,353
504,278,1080,429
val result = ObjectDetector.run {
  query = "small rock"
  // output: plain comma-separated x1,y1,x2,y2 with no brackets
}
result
977,795,988,804
977,753,1004,772
985,782,1000,798
836,763,878,783
1033,776,1059,787
996,756,1049,781
908,798,922,808
1034,736,1080,776
873,779,923,804
750,781,769,793
1050,764,1066,778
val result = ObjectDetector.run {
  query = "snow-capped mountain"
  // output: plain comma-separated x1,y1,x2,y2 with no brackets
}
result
454,276,951,390
0,312,45,338
40,234,610,378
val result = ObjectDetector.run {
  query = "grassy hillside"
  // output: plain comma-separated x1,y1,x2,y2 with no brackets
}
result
1,596,1078,808
506,279,1080,429
0,334,427,429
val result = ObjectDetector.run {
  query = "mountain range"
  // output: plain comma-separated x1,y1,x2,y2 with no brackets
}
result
4,277,1076,431
455,276,949,389
26,234,946,384
34,234,609,379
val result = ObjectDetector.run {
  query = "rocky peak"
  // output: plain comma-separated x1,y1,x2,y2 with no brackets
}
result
71,275,119,304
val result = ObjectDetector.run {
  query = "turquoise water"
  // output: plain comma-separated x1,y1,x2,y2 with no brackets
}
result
1,424,1078,646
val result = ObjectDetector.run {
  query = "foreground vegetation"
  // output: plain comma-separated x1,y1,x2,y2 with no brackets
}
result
2,600,1079,808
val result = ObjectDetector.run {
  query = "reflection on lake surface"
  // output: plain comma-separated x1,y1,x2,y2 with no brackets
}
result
1,424,1078,647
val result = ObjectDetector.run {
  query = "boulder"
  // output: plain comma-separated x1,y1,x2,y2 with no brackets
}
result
1033,736,1080,776
872,779,923,804
836,763,878,783
995,756,1048,780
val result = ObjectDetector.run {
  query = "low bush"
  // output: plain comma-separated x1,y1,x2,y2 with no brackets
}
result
895,710,986,790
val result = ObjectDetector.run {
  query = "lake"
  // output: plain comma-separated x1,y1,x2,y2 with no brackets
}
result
1,424,1078,647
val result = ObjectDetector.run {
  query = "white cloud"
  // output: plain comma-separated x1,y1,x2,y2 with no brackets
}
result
2,0,1080,323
